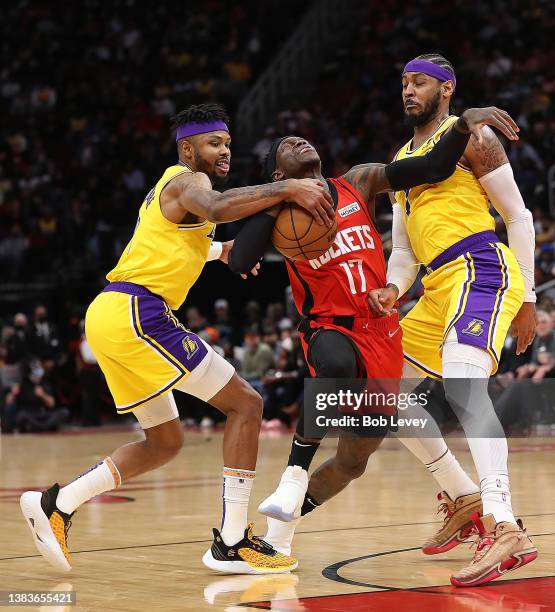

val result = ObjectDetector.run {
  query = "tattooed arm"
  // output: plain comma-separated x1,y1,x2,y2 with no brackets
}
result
160,172,334,224
463,126,509,178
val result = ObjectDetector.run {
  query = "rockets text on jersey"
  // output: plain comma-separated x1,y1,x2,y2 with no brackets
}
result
286,177,386,319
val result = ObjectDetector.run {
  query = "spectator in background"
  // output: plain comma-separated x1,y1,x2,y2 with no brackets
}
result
76,322,103,427
184,306,207,333
261,332,306,427
29,305,59,360
243,300,263,335
4,360,69,433
495,311,555,430
515,311,555,382
241,330,275,396
5,313,31,372
212,298,234,345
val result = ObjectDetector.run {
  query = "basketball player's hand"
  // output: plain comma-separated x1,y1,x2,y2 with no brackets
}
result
367,285,398,317
219,240,260,278
511,302,537,355
459,107,519,144
288,178,335,226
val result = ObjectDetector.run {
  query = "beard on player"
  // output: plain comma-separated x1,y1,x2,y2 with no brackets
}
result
192,148,230,187
403,88,443,127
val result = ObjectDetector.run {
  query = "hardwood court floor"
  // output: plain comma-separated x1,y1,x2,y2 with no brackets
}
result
1,427,554,611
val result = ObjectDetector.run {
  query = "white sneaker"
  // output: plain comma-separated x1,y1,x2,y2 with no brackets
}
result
20,484,73,572
258,466,308,522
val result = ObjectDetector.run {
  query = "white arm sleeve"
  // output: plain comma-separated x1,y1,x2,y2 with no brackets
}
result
386,203,420,298
479,163,536,302
207,241,223,262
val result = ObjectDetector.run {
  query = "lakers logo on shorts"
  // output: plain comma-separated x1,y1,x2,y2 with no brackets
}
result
461,319,485,337
182,335,200,360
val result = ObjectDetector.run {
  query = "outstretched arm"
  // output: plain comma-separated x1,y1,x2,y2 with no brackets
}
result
342,107,519,205
227,205,282,274
464,127,536,354
161,173,333,225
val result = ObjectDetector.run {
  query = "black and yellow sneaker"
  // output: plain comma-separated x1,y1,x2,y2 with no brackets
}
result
202,523,298,574
20,483,73,572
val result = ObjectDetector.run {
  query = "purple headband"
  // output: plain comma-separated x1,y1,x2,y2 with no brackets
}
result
403,59,456,89
175,121,229,141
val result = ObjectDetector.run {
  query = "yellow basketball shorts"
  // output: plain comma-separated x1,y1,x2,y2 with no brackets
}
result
401,232,524,378
85,282,210,412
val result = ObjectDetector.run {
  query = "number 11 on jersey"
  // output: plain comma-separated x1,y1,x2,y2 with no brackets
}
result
339,259,367,295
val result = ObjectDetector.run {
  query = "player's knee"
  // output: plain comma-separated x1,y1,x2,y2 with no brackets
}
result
148,424,184,462
237,385,263,422
336,454,368,480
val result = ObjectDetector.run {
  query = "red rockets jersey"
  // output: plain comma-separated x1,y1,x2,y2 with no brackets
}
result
286,177,386,318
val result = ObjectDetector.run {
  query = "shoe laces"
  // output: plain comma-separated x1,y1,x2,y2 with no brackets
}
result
468,532,495,563
436,493,455,522
246,524,276,554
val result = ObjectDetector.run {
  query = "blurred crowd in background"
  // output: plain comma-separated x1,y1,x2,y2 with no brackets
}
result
2,296,555,434
1,0,555,433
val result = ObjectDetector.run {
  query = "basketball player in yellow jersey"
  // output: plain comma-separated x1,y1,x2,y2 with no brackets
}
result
368,55,538,586
19,103,335,576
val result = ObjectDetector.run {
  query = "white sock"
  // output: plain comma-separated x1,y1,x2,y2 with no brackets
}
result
221,467,255,546
480,469,515,524
56,457,121,514
264,516,301,556
426,449,480,500
442,346,517,525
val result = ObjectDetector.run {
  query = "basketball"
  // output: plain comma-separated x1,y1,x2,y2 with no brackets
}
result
271,203,338,261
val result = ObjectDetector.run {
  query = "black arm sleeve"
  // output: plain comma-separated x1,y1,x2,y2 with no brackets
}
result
385,119,470,190
228,212,275,274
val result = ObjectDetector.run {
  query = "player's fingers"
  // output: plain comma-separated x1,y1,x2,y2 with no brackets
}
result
310,202,326,226
490,111,518,141
367,294,385,315
320,194,335,224
240,273,247,279
496,108,519,132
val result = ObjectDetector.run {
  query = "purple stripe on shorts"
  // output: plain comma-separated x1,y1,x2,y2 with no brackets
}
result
133,295,208,373
104,281,163,300
428,231,499,271
452,245,506,355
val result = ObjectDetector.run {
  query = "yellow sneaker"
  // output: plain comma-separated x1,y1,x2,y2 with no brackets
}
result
20,483,73,572
202,523,298,575
451,513,538,587
422,491,482,555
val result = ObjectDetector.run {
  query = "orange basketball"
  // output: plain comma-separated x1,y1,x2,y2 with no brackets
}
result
271,203,338,261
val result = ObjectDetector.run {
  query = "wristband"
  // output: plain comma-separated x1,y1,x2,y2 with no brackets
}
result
207,241,223,261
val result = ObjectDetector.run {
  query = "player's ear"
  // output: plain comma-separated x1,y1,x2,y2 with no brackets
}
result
180,139,194,163
272,169,284,182
442,81,455,99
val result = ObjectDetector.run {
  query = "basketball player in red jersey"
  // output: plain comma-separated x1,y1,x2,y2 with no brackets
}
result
227,107,519,556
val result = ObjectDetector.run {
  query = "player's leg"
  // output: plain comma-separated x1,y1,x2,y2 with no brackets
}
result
20,392,184,572
261,329,361,553
301,434,384,509
441,334,537,585
167,345,296,574
259,329,359,520
394,297,482,553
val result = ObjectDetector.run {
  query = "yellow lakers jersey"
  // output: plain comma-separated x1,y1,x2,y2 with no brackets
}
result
394,115,495,265
107,164,215,310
